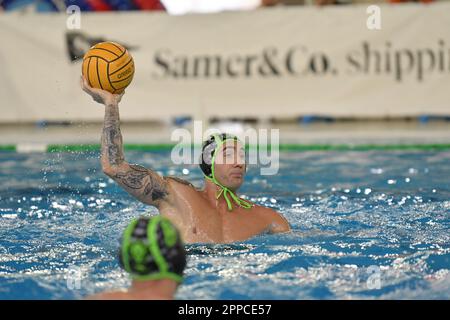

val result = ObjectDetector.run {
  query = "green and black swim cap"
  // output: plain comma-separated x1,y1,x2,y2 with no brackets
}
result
119,216,186,283
199,133,252,211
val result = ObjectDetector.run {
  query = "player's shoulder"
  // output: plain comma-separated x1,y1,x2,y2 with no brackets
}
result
253,204,288,221
164,176,197,189
251,203,279,216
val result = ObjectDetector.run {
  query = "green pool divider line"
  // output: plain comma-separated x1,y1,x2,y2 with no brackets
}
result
1,143,450,153
278,144,450,151
46,143,450,152
47,144,101,152
124,144,178,151
46,144,185,152
0,145,16,151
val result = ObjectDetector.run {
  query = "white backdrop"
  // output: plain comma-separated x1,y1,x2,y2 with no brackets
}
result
1,3,450,123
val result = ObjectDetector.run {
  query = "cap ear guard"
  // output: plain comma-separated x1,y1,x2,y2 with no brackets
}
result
160,219,178,247
199,136,218,177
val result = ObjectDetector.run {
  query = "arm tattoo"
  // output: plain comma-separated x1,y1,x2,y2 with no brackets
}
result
101,104,125,166
115,170,147,189
100,105,169,205
129,164,148,172
115,164,168,203
144,175,168,201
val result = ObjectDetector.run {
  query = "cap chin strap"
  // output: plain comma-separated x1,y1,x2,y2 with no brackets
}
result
204,136,253,211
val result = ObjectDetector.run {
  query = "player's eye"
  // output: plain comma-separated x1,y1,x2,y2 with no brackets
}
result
225,150,234,157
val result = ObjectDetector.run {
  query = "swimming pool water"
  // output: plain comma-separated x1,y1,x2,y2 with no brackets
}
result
0,150,449,299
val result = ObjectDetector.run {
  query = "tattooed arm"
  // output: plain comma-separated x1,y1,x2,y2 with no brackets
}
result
100,105,171,206
81,76,172,207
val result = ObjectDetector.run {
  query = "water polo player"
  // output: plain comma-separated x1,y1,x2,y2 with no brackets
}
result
87,216,186,300
81,76,290,243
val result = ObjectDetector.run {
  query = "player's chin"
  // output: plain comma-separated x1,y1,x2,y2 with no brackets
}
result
228,175,244,189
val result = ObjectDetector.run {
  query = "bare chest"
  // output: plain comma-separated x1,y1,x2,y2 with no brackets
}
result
163,187,270,243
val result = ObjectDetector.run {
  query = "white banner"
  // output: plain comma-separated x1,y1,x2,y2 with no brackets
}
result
1,4,450,123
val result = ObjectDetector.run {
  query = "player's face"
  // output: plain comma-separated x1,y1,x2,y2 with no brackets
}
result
213,141,246,191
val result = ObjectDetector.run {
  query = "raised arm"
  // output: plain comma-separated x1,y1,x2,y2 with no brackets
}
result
81,76,172,208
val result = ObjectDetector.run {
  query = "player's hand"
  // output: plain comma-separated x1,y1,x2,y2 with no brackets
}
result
80,76,124,106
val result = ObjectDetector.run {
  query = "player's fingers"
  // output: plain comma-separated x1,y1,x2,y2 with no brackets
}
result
116,91,125,103
80,76,92,94
82,76,91,88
